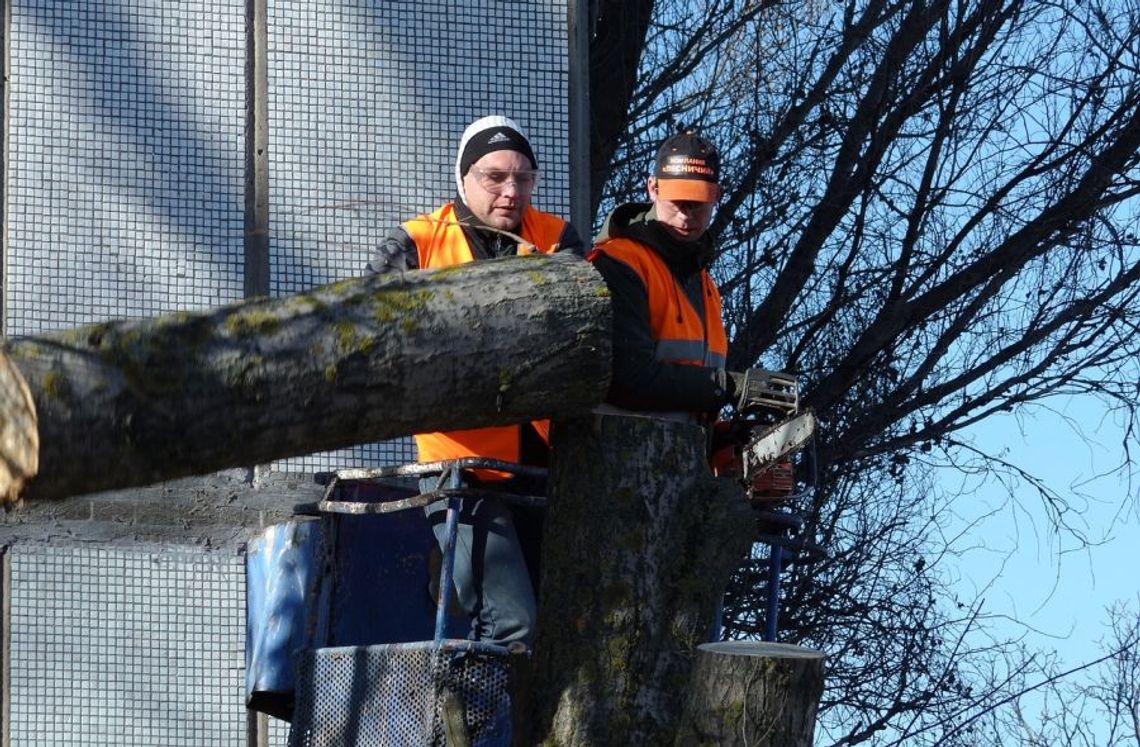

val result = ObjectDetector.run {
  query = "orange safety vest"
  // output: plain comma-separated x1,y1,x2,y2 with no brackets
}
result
591,236,728,371
404,203,567,470
404,203,567,268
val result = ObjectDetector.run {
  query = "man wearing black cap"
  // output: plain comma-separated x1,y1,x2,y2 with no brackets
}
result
367,115,583,648
589,128,737,419
369,115,584,271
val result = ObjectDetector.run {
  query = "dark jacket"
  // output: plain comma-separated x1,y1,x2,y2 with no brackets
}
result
590,202,731,415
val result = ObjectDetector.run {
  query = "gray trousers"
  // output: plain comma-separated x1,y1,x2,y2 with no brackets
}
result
422,476,543,647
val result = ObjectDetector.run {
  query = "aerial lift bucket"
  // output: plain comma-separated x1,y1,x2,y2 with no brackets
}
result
247,458,544,746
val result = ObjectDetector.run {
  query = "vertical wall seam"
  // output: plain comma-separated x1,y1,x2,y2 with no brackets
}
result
245,5,271,736
567,0,591,239
245,0,270,299
0,0,11,333
1,544,11,747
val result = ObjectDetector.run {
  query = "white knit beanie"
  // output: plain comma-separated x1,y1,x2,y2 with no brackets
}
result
454,115,536,204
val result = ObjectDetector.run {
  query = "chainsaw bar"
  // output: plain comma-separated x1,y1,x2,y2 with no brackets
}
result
742,411,817,480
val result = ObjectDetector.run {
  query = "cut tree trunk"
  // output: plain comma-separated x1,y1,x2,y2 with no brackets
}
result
0,351,38,503
1,254,610,503
674,641,825,746
522,413,757,745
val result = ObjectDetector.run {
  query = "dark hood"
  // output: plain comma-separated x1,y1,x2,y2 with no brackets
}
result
595,201,713,277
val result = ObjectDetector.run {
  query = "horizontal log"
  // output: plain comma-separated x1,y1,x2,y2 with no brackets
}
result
3,254,611,502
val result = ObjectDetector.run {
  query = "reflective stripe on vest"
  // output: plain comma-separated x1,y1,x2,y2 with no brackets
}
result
655,339,726,368
591,237,728,369
404,203,565,467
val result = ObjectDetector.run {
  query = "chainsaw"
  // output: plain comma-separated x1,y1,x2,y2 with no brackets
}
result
712,368,816,506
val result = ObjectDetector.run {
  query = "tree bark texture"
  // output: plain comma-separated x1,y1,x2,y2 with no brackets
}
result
2,255,611,503
524,413,756,745
674,641,825,747
0,351,39,503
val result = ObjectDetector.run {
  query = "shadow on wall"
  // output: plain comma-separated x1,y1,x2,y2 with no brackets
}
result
16,3,246,299
13,0,571,304
265,0,573,294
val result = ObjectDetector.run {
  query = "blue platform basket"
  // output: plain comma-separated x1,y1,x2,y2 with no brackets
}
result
245,479,456,721
246,460,545,744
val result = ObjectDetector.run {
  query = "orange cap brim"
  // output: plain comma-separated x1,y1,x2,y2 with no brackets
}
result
656,178,719,203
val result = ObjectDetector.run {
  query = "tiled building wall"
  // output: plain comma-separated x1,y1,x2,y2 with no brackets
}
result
0,0,572,744
267,0,570,470
5,546,247,746
3,0,247,335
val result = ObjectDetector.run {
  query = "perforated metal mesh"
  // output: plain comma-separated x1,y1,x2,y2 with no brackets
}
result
289,645,512,747
266,0,570,295
5,544,247,746
3,0,246,337
266,0,570,472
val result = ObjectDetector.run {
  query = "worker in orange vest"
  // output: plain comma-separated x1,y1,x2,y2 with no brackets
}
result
590,129,799,503
589,128,749,418
367,115,584,647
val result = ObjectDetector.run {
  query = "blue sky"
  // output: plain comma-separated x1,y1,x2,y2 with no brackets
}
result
952,393,1137,678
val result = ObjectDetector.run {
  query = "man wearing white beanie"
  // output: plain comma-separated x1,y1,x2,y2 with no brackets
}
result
369,115,583,269
366,115,583,648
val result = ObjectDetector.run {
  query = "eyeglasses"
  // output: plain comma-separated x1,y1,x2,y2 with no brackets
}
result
470,167,540,194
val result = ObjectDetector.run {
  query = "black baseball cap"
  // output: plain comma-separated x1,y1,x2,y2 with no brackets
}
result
654,129,720,202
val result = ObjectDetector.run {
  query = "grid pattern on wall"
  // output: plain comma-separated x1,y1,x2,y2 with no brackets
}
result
5,545,247,746
3,0,247,337
266,0,571,471
0,3,572,741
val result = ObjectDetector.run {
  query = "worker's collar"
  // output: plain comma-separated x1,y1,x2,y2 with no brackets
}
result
618,203,714,273
453,196,522,259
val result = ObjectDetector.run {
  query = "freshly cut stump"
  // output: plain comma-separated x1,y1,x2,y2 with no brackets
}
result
675,641,825,747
